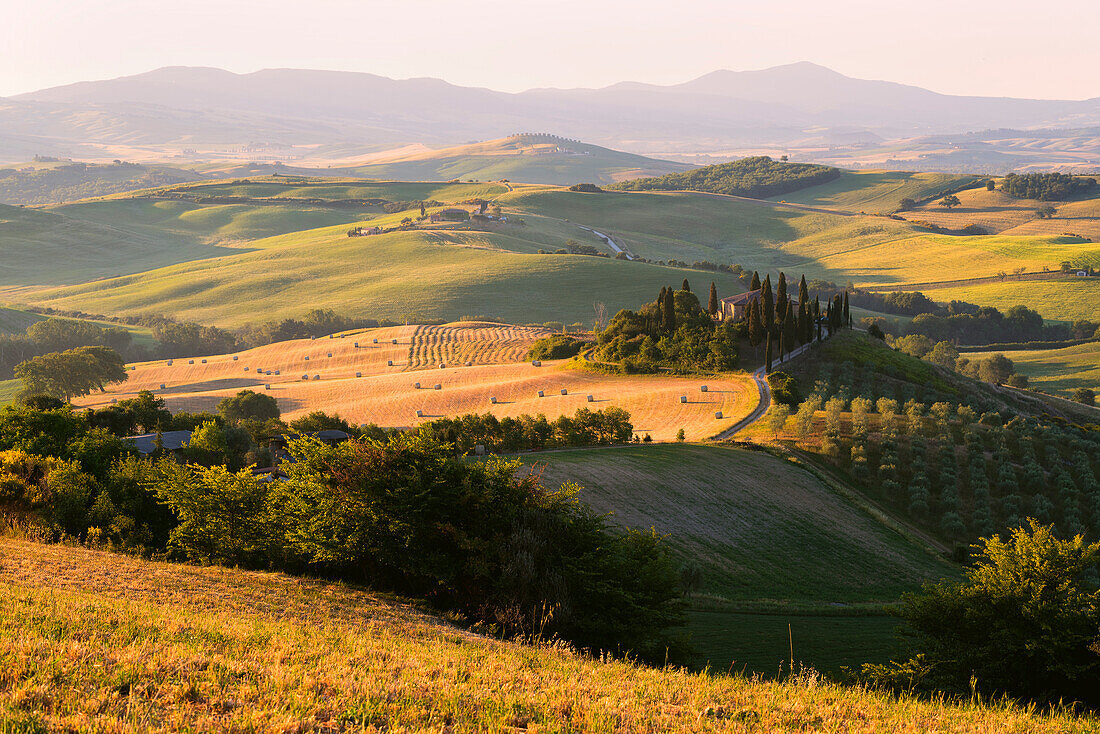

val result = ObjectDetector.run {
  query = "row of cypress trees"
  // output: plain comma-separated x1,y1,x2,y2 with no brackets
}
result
740,271,851,371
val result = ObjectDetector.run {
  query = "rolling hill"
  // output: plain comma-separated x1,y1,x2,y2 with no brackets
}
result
349,134,692,185
4,536,1086,732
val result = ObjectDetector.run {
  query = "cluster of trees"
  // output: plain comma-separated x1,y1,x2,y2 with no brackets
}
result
609,157,841,198
14,346,127,401
0,318,136,380
527,335,589,360
419,407,633,455
866,522,1100,707
889,336,1024,386
741,271,851,371
594,281,739,373
777,337,1100,553
568,183,604,193
0,399,687,662
1000,172,1097,201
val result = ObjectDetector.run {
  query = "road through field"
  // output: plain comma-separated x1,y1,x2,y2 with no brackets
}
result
714,341,816,440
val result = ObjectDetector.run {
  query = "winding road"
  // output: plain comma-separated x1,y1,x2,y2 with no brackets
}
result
712,340,816,440
577,225,634,260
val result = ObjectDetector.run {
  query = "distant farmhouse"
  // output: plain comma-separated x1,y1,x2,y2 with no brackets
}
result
720,289,761,321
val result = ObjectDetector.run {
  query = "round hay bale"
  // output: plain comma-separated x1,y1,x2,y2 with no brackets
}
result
414,382,421,389
354,342,359,348
490,397,497,404
387,360,393,366
355,372,362,378
159,384,166,390
537,390,545,398
439,363,446,369
327,353,333,358
392,339,398,345
434,384,441,390
561,388,568,395
715,411,724,419
264,384,271,390
188,360,194,365
232,356,238,361
700,385,708,392
201,359,207,364
304,356,309,360
302,374,309,380
313,375,320,380
680,396,688,404
373,338,378,344
415,409,424,418
586,395,594,402
531,360,542,367
167,360,173,366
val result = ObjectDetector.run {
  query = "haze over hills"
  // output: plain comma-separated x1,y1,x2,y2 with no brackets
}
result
4,62,1098,171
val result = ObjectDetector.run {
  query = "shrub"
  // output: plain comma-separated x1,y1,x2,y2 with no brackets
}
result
875,521,1100,706
767,371,802,408
528,335,588,360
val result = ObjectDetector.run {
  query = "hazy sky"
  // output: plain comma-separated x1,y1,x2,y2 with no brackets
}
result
4,0,1098,99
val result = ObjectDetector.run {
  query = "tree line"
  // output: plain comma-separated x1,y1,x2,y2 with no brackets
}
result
609,156,841,198
1000,172,1097,201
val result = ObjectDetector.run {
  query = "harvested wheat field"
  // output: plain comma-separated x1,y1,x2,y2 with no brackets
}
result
73,323,754,441
405,322,558,368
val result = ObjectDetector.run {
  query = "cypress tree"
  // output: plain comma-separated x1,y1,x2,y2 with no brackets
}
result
798,274,809,307
656,287,667,332
783,305,797,357
761,275,774,334
748,298,764,349
682,278,691,292
832,294,843,332
843,291,850,327
750,271,761,292
776,272,788,325
708,282,719,316
765,332,773,373
663,287,677,333
796,301,808,345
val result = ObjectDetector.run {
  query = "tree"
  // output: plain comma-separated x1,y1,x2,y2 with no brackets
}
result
707,282,719,316
593,301,608,332
681,279,691,292
940,194,961,209
661,287,677,333
747,299,764,351
775,272,788,326
925,341,959,370
876,522,1100,705
14,346,127,401
986,179,996,191
896,197,916,211
749,271,761,292
765,333,773,373
978,353,1015,385
781,306,797,359
1071,388,1096,406
842,291,850,327
761,275,774,334
217,389,280,424
766,404,790,437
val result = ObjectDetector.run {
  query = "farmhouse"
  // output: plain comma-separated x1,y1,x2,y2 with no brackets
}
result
124,430,192,458
720,289,761,321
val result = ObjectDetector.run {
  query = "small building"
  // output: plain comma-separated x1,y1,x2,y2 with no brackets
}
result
125,430,192,458
720,289,762,321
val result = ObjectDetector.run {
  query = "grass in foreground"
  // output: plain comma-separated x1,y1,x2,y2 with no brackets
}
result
2,537,1096,733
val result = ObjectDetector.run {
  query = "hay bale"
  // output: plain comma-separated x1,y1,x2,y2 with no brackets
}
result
490,397,497,405
414,382,421,389
274,370,280,375
302,374,309,380
264,384,271,390
201,359,207,363
439,363,446,369
313,375,320,380
354,342,359,348
373,338,378,344
244,367,249,372
167,360,173,366
159,384,166,390
355,372,362,378
433,384,441,390
415,409,424,418
561,388,568,395
392,339,398,345
256,369,263,373
700,385,708,392
327,353,332,358
532,360,542,367
715,411,724,419
265,371,272,376
680,396,688,404
304,356,309,361
233,356,238,361
188,360,194,365
111,399,118,404
465,361,472,367
387,360,393,366
586,395,594,402
537,390,545,398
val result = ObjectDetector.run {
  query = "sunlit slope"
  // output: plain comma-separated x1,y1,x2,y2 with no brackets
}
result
960,341,1100,399
921,279,1100,322
3,537,1083,733
907,184,1100,241
148,178,508,202
765,170,979,213
27,226,748,327
72,323,755,441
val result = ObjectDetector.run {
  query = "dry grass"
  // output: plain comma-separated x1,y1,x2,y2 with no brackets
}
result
908,187,1100,241
71,323,754,441
2,537,1096,733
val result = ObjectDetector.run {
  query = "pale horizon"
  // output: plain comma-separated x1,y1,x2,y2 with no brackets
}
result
4,0,1098,101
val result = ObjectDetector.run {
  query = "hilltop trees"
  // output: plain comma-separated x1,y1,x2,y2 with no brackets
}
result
609,157,841,198
940,194,961,209
15,346,127,401
1001,172,1096,201
708,282,719,316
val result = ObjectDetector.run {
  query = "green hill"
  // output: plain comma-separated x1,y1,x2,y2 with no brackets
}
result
0,160,202,206
351,134,693,185
609,156,841,198
535,443,953,672
765,170,981,213
3,537,1091,732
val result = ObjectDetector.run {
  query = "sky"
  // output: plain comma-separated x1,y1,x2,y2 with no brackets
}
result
3,0,1098,100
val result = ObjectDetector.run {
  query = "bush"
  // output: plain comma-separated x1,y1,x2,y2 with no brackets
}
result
767,371,802,408
217,389,281,424
872,521,1100,705
528,335,589,360
1072,388,1096,407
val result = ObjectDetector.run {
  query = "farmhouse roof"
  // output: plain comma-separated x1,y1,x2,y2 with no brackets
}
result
720,289,761,306
125,430,192,455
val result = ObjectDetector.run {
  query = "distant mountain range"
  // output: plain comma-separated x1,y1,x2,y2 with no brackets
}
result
2,62,1098,170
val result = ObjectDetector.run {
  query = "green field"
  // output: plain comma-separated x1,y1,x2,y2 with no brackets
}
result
766,170,979,213
533,443,953,672
924,279,1100,322
21,226,746,328
961,341,1100,399
0,378,20,406
153,178,508,202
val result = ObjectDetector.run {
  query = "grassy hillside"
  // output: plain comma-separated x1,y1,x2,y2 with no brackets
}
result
22,226,747,328
351,134,692,185
766,170,980,213
151,178,508,202
960,341,1100,399
535,444,953,672
609,157,841,198
0,160,201,206
921,279,1100,322
5,538,1094,732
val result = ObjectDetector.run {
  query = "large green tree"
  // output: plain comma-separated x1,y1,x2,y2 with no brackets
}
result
15,346,127,401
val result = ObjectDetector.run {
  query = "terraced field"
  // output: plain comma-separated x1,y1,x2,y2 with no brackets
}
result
72,324,754,441
405,322,557,368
